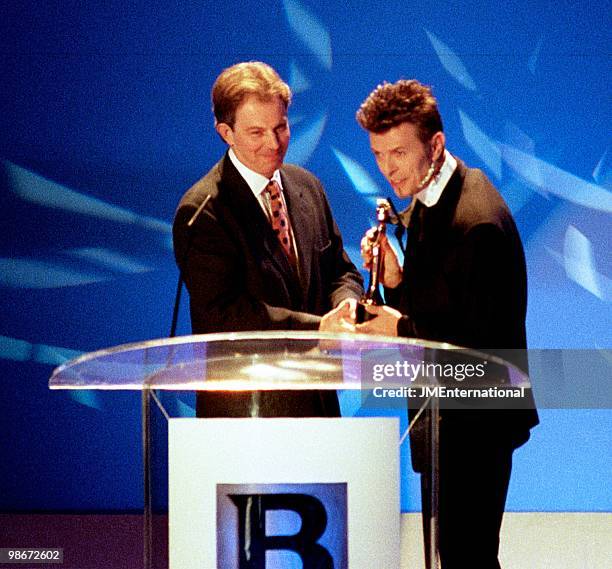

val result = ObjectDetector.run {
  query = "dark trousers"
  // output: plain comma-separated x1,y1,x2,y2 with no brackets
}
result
420,425,514,569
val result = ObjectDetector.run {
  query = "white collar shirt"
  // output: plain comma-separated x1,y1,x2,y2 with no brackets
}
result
228,148,299,264
414,149,457,208
228,148,286,217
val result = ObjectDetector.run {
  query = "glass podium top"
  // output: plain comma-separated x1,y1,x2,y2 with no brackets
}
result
49,331,531,392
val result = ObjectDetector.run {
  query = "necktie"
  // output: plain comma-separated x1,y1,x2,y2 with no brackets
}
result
266,180,296,265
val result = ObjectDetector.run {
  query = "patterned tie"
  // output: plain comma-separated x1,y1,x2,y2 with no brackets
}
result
266,180,296,265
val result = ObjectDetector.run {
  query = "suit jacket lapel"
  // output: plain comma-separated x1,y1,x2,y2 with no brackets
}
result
219,153,269,236
418,157,465,239
281,169,312,294
220,155,302,287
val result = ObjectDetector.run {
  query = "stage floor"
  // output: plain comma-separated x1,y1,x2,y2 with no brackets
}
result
1,512,609,568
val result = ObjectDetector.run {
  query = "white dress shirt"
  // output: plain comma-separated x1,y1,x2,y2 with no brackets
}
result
414,149,457,207
228,148,299,263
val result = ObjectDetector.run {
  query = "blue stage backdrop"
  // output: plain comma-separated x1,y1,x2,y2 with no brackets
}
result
1,1,610,512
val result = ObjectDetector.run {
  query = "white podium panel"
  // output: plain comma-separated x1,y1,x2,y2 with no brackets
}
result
169,417,400,569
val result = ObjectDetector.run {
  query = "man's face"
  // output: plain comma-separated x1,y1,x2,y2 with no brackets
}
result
217,95,290,178
369,122,444,199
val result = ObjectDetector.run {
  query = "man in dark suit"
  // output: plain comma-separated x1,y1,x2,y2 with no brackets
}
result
173,61,363,418
355,80,538,568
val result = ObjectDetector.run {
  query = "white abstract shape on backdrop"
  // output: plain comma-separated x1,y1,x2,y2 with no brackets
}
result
0,257,111,288
546,226,611,301
0,334,83,365
288,61,312,94
283,0,332,69
562,225,610,300
332,148,382,196
504,121,535,155
176,398,195,417
500,144,612,213
458,114,612,213
4,160,172,235
68,390,104,410
425,29,477,91
0,335,33,362
65,248,152,274
528,36,544,75
592,148,608,184
458,110,502,179
285,113,327,165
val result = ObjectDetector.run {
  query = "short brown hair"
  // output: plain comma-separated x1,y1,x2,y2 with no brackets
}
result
356,79,443,142
212,61,292,127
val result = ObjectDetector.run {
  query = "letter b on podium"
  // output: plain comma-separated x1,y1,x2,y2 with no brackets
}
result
218,484,348,569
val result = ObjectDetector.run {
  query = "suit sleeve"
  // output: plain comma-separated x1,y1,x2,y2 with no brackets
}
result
173,199,321,333
316,182,364,308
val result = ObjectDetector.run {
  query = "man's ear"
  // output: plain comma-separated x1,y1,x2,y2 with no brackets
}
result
215,122,234,146
431,131,446,162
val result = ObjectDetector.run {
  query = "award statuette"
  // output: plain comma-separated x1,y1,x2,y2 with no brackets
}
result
356,199,392,323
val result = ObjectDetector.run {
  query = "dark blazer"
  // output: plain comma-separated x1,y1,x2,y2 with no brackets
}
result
386,158,538,461
173,153,363,416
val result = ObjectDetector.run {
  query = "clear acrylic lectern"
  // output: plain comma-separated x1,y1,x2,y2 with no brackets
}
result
49,331,531,569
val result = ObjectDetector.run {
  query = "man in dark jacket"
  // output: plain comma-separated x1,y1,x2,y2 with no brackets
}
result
173,61,363,417
355,79,538,568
